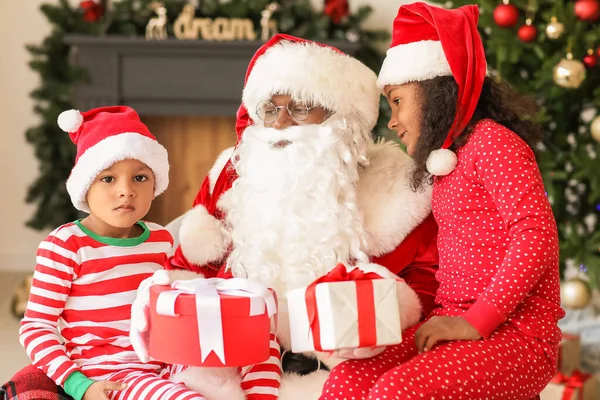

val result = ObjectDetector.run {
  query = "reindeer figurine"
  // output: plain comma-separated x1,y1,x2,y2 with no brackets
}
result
260,2,279,41
146,2,168,40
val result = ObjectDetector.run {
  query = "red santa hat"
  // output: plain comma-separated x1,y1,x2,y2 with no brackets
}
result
172,34,378,270
376,2,487,176
241,33,379,135
58,106,169,213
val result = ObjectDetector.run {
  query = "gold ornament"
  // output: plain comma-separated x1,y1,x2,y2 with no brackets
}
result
591,115,600,142
546,16,565,40
553,53,586,89
561,277,592,309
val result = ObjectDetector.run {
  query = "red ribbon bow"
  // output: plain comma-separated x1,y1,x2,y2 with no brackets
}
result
305,264,383,351
551,369,592,400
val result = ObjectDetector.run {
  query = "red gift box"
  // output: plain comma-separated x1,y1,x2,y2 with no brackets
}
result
148,278,277,367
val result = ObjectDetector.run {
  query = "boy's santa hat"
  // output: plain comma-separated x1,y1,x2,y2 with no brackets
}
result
377,2,487,176
58,106,169,212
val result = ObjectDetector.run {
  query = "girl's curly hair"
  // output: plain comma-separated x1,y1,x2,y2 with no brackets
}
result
409,76,542,191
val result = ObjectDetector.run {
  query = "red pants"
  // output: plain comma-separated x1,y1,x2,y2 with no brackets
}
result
320,321,555,400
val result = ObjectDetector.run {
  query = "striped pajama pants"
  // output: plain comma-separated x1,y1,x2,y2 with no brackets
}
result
105,366,205,400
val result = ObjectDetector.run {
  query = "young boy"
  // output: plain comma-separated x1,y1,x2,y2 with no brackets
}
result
19,106,204,400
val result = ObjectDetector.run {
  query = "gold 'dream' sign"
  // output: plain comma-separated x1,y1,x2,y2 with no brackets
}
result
174,4,258,41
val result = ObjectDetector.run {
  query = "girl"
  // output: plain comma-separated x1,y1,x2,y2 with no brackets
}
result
321,3,564,399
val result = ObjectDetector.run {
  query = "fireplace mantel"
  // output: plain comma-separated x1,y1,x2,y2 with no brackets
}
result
65,35,360,117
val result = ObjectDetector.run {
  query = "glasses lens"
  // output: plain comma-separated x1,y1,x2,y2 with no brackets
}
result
288,99,310,121
257,100,278,122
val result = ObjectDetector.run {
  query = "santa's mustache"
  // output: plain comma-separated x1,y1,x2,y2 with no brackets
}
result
242,123,339,149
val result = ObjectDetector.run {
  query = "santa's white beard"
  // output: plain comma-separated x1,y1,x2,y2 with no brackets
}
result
218,122,370,296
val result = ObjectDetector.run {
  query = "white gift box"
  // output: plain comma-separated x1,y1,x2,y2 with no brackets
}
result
286,278,402,353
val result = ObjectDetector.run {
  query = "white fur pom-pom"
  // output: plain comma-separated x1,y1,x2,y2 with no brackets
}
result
57,109,84,133
179,205,231,266
426,148,458,176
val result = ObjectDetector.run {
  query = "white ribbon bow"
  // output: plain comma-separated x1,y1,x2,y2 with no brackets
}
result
155,277,277,364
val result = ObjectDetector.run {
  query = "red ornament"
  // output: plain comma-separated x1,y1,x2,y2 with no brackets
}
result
574,0,600,22
584,53,598,68
493,3,520,28
80,0,104,23
518,25,537,42
324,0,349,25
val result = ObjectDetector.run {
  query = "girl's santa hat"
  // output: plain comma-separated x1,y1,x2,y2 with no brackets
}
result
58,106,169,212
377,2,487,176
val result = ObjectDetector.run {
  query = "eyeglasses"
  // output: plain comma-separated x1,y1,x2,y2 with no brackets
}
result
256,98,324,123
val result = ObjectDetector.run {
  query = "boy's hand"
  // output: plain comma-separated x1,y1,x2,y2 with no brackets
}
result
415,316,482,353
83,381,126,400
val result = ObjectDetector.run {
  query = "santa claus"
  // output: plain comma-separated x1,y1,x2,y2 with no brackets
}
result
134,34,439,400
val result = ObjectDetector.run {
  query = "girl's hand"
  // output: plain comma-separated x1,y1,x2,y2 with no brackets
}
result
415,316,482,353
83,381,126,400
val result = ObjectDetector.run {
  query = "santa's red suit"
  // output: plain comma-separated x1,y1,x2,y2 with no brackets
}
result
166,34,439,399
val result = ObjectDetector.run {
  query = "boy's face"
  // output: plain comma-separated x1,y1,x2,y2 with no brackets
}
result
86,159,155,229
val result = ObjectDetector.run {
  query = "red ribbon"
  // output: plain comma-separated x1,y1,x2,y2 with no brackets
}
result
550,369,591,400
305,264,383,351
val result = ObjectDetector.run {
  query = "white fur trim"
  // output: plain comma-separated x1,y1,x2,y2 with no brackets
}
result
397,280,422,330
57,109,83,133
66,132,169,213
426,148,457,176
179,205,230,266
153,268,205,284
171,367,245,400
353,262,397,279
358,140,432,256
243,41,379,132
209,147,234,194
165,214,185,255
280,370,330,400
377,40,452,89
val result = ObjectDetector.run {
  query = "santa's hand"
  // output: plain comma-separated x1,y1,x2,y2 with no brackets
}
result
333,346,386,360
130,269,205,362
130,270,177,362
131,270,172,330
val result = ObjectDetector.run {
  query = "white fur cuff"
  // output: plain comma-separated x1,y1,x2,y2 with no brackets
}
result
397,280,422,330
179,205,230,266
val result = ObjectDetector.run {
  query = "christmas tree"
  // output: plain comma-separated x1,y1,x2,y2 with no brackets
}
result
428,0,600,286
25,0,388,230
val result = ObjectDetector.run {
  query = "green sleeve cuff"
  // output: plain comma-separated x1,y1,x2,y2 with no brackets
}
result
64,371,95,400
